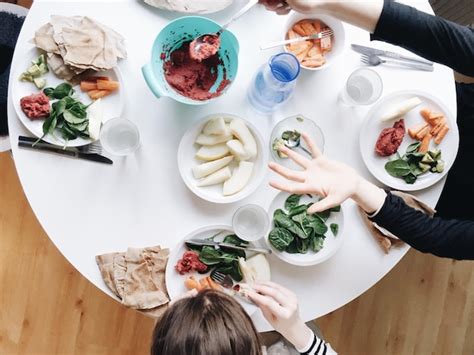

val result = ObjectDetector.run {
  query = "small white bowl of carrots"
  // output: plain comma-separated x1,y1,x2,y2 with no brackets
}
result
284,12,346,71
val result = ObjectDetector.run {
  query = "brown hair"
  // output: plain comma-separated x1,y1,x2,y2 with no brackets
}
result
151,289,262,355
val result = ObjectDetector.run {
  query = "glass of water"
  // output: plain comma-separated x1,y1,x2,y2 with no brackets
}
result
232,204,270,242
100,118,140,156
340,68,383,105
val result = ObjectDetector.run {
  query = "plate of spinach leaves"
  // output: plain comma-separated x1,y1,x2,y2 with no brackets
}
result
266,192,344,266
165,225,260,316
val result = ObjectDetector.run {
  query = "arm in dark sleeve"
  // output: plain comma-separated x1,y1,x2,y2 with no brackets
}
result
371,0,474,77
370,193,474,260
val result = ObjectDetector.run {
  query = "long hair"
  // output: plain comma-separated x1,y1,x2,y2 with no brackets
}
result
151,289,262,355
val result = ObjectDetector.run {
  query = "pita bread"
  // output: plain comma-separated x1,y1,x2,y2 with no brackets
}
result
96,245,169,314
33,15,126,80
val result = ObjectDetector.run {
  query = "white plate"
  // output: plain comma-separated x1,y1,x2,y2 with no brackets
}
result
177,113,267,204
266,192,344,267
360,90,459,191
11,47,124,147
165,225,258,316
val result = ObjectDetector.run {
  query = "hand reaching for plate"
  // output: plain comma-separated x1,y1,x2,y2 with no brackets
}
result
258,0,291,15
269,133,387,214
247,281,313,349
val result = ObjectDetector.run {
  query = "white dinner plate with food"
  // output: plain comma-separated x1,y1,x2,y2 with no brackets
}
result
360,90,459,191
11,47,124,147
266,192,344,267
166,225,267,316
177,113,267,204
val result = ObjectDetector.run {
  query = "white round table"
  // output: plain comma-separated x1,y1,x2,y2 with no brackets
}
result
8,0,456,331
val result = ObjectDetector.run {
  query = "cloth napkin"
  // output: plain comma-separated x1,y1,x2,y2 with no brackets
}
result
0,10,25,136
96,245,169,318
359,191,436,254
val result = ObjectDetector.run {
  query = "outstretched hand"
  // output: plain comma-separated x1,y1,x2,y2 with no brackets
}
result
258,0,291,15
269,133,361,214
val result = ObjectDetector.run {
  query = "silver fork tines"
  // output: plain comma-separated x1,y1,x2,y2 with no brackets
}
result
79,142,102,155
210,271,234,289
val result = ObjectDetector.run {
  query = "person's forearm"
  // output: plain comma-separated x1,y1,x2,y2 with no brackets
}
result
324,0,384,33
372,193,474,260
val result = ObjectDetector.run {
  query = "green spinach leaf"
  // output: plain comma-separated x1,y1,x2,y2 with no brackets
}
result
268,228,294,251
330,223,339,236
285,194,301,210
385,159,411,177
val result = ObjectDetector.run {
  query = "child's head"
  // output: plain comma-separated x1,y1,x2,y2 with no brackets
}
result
151,289,263,355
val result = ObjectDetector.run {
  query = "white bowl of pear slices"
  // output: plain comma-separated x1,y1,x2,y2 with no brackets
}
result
178,113,267,204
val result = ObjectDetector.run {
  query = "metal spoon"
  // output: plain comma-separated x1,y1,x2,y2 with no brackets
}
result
283,135,312,157
191,0,259,60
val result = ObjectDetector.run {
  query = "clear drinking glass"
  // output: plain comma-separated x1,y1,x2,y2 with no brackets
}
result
340,68,383,105
100,118,140,156
232,204,270,242
247,52,301,114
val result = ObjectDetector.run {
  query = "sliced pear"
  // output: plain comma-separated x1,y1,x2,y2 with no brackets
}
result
226,139,250,161
196,144,230,161
229,119,257,159
196,133,233,146
197,167,232,187
239,254,271,284
192,156,233,179
203,116,227,135
223,161,254,196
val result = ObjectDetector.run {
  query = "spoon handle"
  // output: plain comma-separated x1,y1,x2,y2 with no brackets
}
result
220,0,259,33
298,146,313,157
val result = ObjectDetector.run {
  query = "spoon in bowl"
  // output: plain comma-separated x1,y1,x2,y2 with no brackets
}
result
190,0,259,62
282,131,312,157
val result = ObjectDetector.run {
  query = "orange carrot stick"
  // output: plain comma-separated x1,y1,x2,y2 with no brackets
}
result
435,125,449,145
415,124,430,140
419,133,432,153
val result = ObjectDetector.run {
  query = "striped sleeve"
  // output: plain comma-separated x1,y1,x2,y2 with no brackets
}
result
297,332,337,355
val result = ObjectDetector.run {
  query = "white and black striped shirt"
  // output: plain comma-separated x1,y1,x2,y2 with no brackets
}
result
296,333,337,355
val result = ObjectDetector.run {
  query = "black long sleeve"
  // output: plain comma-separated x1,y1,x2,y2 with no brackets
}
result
371,0,474,77
371,193,474,260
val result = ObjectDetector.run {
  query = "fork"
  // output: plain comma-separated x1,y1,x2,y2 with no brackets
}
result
78,142,103,155
210,271,234,289
361,54,434,72
260,29,333,50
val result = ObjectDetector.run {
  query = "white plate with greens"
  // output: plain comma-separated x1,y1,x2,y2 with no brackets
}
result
166,225,259,316
266,192,344,267
11,47,124,147
360,90,459,191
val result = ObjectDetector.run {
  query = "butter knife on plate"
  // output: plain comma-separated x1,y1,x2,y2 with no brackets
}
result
185,238,272,254
18,137,113,165
351,44,434,66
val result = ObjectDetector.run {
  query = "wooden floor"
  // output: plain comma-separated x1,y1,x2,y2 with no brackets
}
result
1,151,473,355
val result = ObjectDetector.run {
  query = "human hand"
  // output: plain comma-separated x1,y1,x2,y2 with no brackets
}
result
286,0,331,14
259,0,291,15
269,133,387,214
247,281,313,349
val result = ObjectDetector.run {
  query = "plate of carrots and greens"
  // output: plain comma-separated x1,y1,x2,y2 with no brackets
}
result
360,90,459,191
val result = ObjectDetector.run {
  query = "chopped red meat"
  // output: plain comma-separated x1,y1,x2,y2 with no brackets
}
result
20,92,50,120
175,250,208,275
375,119,406,157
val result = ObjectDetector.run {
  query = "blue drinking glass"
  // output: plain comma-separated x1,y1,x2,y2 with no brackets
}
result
248,52,301,114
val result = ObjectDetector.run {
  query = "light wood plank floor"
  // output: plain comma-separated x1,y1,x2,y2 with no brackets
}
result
1,151,473,355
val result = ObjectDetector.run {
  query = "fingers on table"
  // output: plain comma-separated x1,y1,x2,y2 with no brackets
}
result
253,281,296,305
279,146,310,168
269,161,305,182
301,132,322,158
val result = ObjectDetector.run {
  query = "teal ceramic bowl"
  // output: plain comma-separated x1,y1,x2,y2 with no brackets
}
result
142,16,239,105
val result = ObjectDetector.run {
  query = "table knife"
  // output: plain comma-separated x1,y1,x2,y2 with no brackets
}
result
18,140,113,165
351,44,434,66
185,239,272,254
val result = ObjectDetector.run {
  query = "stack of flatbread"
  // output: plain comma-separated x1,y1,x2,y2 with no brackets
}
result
96,245,169,318
33,15,126,81
144,0,233,13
